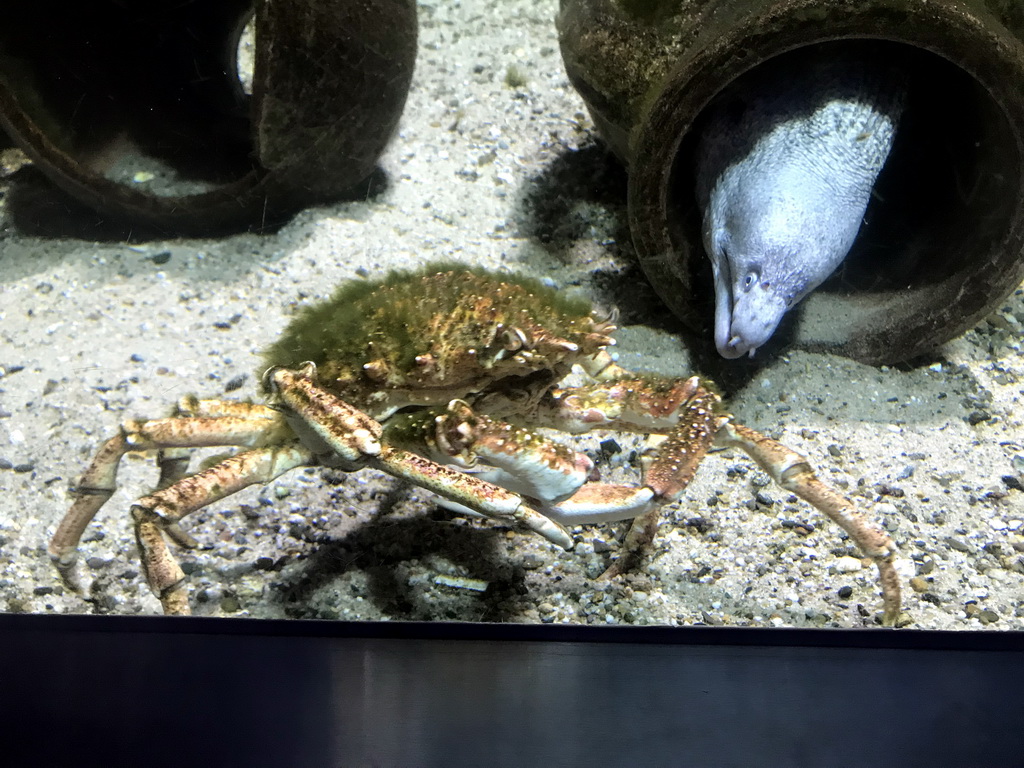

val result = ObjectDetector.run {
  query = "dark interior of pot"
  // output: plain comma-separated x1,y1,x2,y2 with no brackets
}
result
0,1,256,197
668,39,1023,361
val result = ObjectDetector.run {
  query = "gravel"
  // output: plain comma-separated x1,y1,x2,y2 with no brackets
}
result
1,0,1023,630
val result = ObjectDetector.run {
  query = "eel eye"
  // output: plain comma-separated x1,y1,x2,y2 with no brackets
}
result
743,271,758,290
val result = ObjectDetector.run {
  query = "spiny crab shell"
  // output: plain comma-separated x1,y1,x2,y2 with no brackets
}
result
261,264,617,419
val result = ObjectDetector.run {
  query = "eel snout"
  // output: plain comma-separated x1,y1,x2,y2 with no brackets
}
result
711,253,790,359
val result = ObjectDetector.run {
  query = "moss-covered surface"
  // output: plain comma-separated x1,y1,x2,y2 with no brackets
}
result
261,263,600,406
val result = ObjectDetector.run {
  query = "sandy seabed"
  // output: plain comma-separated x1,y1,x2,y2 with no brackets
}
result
1,0,1022,630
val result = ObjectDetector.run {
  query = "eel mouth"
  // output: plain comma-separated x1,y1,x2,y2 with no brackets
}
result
712,262,788,359
712,259,747,359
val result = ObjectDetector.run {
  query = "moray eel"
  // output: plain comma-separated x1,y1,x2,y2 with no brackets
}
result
696,50,904,359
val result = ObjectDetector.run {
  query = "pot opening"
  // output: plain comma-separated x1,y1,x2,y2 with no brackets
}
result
669,39,1022,354
0,1,257,198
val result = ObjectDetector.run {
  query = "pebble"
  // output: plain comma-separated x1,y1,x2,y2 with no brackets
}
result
834,556,863,573
967,411,991,425
1002,475,1024,492
945,536,973,553
434,574,489,592
592,537,613,553
220,595,241,613
964,601,1000,621
837,586,853,599
520,553,544,570
874,502,899,517
197,587,224,603
909,576,929,593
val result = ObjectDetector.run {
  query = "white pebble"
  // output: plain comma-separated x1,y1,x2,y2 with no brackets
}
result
989,519,1008,531
835,556,863,573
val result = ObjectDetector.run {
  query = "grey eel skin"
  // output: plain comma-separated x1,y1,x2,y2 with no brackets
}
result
696,49,904,359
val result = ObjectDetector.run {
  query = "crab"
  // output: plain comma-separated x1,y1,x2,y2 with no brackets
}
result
49,264,901,622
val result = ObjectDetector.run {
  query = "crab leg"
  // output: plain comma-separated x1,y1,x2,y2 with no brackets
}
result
132,444,313,615
267,367,574,550
49,403,290,594
174,396,280,420
425,399,595,503
586,383,721,579
539,374,902,623
409,389,717,570
369,447,574,549
715,421,901,626
412,385,714,544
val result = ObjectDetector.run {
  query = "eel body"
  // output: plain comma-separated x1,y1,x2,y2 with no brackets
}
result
695,49,904,358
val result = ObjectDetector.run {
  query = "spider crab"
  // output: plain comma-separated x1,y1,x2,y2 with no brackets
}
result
50,264,901,622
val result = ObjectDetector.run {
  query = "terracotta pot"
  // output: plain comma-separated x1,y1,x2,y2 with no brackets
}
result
0,0,417,234
558,0,1024,364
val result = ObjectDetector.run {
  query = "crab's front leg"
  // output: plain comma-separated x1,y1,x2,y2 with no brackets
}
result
267,367,574,549
416,380,717,560
543,374,902,625
715,420,901,626
564,378,721,579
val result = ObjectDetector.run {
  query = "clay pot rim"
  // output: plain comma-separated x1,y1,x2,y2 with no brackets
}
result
628,2,1024,364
